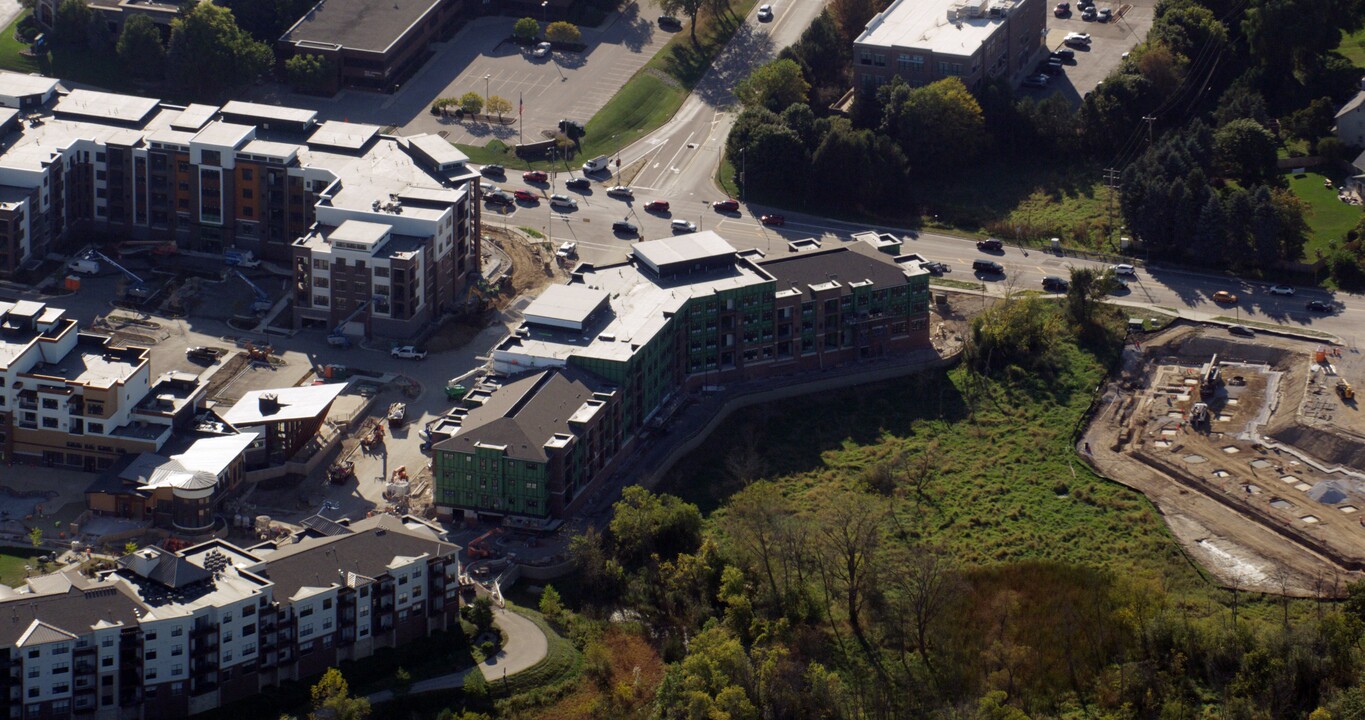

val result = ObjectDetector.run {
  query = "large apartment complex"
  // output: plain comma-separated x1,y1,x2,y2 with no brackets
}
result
0,513,462,720
852,0,1046,92
434,233,934,522
0,299,196,470
0,80,481,341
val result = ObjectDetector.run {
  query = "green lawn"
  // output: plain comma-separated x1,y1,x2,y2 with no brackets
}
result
0,12,40,75
0,11,147,93
0,549,43,587
456,0,756,170
1286,170,1363,261
661,333,1203,589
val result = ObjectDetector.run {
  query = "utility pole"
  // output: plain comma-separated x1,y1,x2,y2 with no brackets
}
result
1143,115,1156,147
740,149,746,203
1103,167,1122,252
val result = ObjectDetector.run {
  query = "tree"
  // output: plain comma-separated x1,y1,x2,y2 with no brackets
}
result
512,16,540,41
1214,118,1277,184
464,596,495,632
608,487,703,569
284,54,336,95
659,0,706,44
485,95,512,120
309,668,370,720
1283,97,1337,144
123,541,138,556
52,0,91,46
538,584,564,624
545,21,580,44
880,77,985,170
117,15,166,78
28,527,41,548
1064,267,1115,326
830,0,877,46
166,3,273,100
462,667,488,701
784,10,846,91
720,481,797,609
736,59,811,113
393,667,411,697
459,92,484,115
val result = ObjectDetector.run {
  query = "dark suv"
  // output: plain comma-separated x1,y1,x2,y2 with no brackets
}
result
973,259,1005,275
977,238,1003,252
612,220,639,236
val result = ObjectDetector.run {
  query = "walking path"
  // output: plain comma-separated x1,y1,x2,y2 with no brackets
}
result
364,608,548,704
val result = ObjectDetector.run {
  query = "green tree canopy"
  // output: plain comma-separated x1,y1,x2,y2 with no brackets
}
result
309,668,370,720
284,53,336,95
736,58,811,113
166,3,273,100
880,77,984,171
117,15,166,78
609,487,703,569
513,16,540,40
459,91,484,115
1213,118,1277,185
660,0,706,44
545,21,580,44
486,95,512,119
52,0,91,46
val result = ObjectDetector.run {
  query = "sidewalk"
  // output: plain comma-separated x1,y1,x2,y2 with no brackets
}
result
364,608,548,704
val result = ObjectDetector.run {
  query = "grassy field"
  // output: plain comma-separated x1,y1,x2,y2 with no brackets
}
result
0,12,139,92
661,336,1204,588
0,548,42,587
1286,169,1363,261
457,0,756,170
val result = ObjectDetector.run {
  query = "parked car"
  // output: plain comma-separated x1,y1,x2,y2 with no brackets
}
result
479,182,499,195
513,189,539,202
480,164,505,177
556,241,577,258
1077,0,1093,7
1229,325,1255,337
977,238,1004,251
1022,75,1050,88
757,4,774,20
1212,290,1238,304
1081,6,1097,19
1108,277,1129,293
550,194,578,209
1098,7,1112,21
672,219,697,233
1042,276,1069,292
607,185,633,198
565,177,591,190
612,220,639,236
1054,2,1070,15
923,260,949,274
532,41,552,58
1052,48,1075,61
1110,263,1135,276
523,170,547,183
390,346,427,360
1040,59,1065,75
658,14,681,27
713,199,740,212
186,346,223,362
645,200,670,212
1306,300,1333,312
1267,284,1295,296
486,191,515,206
972,259,1005,275
1064,31,1092,44
760,214,785,226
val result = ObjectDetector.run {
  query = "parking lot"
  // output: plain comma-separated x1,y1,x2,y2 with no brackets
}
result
1021,0,1156,102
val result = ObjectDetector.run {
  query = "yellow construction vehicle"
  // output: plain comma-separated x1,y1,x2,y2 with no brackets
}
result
1337,379,1355,401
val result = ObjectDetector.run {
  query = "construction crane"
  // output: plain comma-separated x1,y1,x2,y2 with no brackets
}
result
327,297,375,348
232,270,274,313
86,250,151,299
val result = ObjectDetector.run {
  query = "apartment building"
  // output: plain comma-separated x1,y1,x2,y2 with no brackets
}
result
0,300,187,470
0,85,482,341
852,0,1046,93
0,513,462,720
436,233,933,521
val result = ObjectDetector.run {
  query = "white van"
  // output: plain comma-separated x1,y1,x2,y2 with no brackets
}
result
67,258,99,275
582,155,611,173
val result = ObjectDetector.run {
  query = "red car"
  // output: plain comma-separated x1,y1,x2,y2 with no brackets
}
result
645,200,670,212
712,199,739,212
513,189,539,202
522,170,548,183
760,214,785,226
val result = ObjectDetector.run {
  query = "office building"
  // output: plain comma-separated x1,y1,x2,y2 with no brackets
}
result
852,0,1046,92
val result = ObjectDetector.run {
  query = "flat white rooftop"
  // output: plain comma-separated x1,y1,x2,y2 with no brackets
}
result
54,89,161,125
523,285,610,331
856,0,1018,57
308,121,380,151
406,134,468,167
329,219,391,249
0,73,59,100
240,139,299,162
170,103,220,132
193,121,255,149
633,232,737,273
220,100,318,126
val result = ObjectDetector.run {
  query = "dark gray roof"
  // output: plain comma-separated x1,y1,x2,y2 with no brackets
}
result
433,367,609,462
282,0,446,53
117,548,211,589
760,243,910,293
0,583,144,647
258,514,457,603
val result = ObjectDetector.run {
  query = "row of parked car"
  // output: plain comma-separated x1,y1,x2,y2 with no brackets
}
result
1056,0,1114,21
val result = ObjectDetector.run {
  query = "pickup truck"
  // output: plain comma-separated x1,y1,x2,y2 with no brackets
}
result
390,346,427,360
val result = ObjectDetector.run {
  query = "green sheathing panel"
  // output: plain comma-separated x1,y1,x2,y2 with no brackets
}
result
570,314,677,435
434,445,551,516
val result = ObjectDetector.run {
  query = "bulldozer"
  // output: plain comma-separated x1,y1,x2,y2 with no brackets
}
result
1337,379,1356,401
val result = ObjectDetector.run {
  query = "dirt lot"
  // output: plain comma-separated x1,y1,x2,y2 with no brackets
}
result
1083,324,1365,596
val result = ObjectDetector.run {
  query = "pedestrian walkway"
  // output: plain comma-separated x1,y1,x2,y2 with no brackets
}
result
364,607,548,704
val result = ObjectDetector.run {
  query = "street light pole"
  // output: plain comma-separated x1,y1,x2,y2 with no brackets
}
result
483,73,490,117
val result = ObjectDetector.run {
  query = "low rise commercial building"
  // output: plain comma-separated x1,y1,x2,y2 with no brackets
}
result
435,233,932,521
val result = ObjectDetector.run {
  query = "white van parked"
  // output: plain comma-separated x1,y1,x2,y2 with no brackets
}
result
67,258,99,275
582,155,611,173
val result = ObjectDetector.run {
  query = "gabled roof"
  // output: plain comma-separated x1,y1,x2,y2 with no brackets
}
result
1338,90,1365,119
118,548,211,589
16,619,78,646
433,367,611,462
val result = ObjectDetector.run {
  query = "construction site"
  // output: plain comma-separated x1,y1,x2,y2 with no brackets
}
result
1084,324,1365,596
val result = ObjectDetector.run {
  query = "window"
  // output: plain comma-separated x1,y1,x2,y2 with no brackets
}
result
52,683,69,694
243,605,255,617
313,277,329,288
323,599,332,610
299,607,313,618
313,258,329,270
171,627,183,637
146,669,157,680
171,646,182,657
41,417,58,428
172,664,183,677
242,169,254,181
222,632,232,642
28,687,38,698
243,624,255,637
313,295,329,306
27,649,38,658
41,398,57,409
27,668,39,679
375,266,389,278
101,657,113,668
52,646,69,655
146,632,157,641
88,422,103,433
223,612,232,624
243,643,256,655
145,650,156,661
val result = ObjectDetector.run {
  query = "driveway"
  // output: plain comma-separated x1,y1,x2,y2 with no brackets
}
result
1018,0,1156,103
364,608,549,704
0,0,21,33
